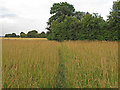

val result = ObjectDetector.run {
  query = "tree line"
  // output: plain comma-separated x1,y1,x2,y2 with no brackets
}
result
46,1,120,41
5,30,47,38
5,1,120,41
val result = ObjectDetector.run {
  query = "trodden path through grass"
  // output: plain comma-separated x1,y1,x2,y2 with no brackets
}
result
56,49,65,88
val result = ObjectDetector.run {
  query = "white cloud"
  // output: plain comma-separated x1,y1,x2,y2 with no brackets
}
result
0,0,116,36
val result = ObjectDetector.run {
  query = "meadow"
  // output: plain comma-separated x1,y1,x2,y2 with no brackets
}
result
2,38,118,88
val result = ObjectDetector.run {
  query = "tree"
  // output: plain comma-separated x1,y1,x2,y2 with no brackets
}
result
78,12,106,40
48,16,80,41
20,32,27,38
5,34,10,37
107,1,120,41
47,2,108,41
47,2,75,32
5,33,16,37
73,11,85,21
16,35,20,37
40,32,46,38
27,30,38,38
11,33,16,37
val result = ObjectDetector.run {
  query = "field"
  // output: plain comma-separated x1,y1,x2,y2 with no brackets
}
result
2,38,118,88
1,37,47,40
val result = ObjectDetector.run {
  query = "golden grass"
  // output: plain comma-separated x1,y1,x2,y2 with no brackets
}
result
1,38,47,40
2,39,118,88
61,41,118,88
2,40,60,88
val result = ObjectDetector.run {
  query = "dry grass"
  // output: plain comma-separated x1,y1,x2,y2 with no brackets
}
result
61,41,118,88
2,39,60,88
1,38,47,40
2,39,118,88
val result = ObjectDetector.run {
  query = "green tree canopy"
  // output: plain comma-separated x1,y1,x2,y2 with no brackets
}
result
27,30,38,38
73,11,85,21
20,32,27,38
107,1,120,40
5,33,17,37
48,16,80,41
79,12,106,40
47,2,75,32
40,32,46,38
47,2,108,41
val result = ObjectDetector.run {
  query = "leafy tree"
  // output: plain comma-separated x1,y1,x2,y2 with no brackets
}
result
46,31,51,36
41,32,46,38
16,35,20,37
5,34,10,37
11,33,16,37
107,1,120,41
27,30,38,38
50,2,75,16
20,32,27,38
36,34,41,38
5,34,9,37
78,12,106,40
36,32,47,38
47,2,75,32
48,16,80,41
5,33,17,37
73,11,85,21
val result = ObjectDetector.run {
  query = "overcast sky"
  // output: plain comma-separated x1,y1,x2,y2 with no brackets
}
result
0,0,116,36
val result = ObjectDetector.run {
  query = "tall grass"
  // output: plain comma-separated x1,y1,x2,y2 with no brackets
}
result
61,41,118,88
2,39,118,88
2,40,60,88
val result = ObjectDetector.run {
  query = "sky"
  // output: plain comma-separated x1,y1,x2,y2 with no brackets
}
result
0,0,116,36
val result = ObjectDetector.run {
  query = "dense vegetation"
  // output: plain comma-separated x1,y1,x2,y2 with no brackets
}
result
5,30,47,38
5,1,120,41
46,1,120,41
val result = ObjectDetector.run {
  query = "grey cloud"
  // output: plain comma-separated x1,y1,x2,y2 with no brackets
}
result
0,7,9,11
0,13,17,18
0,7,17,18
